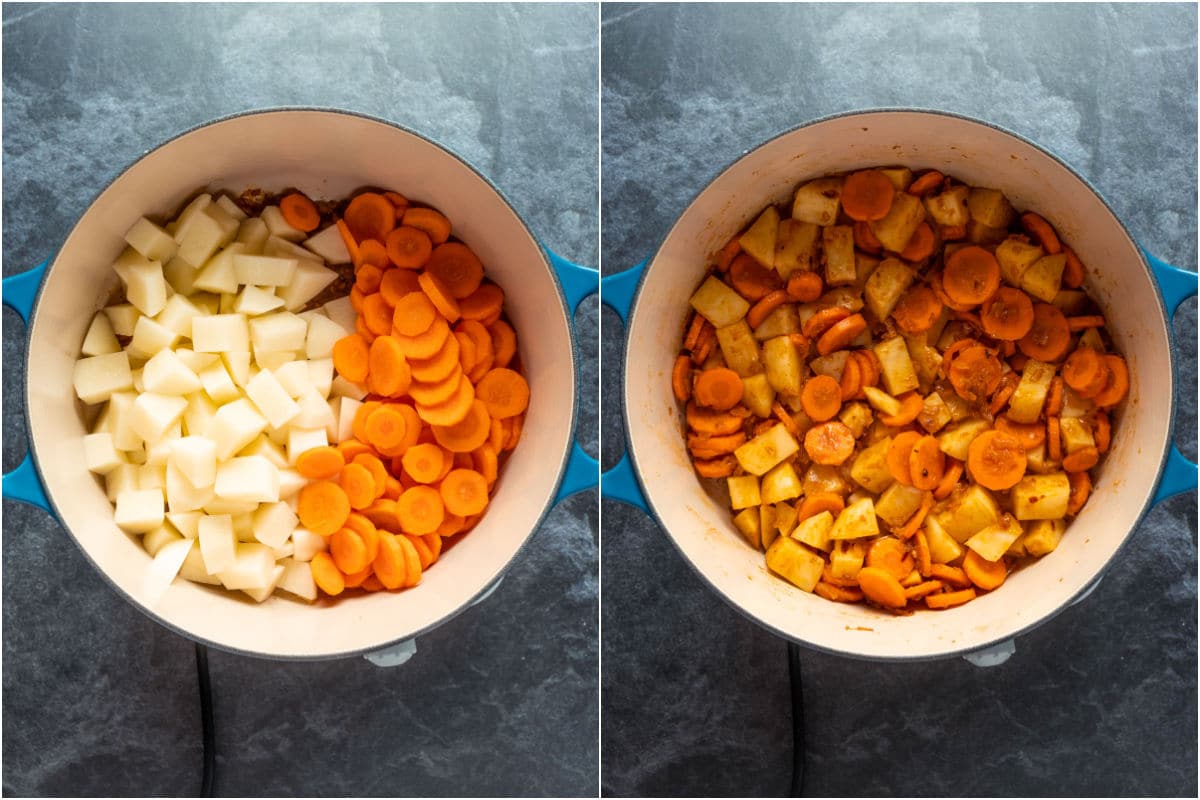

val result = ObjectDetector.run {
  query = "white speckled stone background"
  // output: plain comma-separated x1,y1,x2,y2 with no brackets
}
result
600,3,1196,797
3,3,597,796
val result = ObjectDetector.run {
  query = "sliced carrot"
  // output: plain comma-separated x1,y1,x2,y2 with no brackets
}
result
310,552,345,596
280,192,320,232
337,438,374,463
459,319,496,383
415,375,476,427
900,222,936,262
866,537,914,581
914,529,932,577
419,271,462,323
357,239,390,270
1018,303,1071,361
1020,212,1062,254
365,405,408,451
379,267,422,306
1094,410,1111,453
715,237,742,271
343,563,374,590
929,563,971,589
682,310,703,354
401,442,446,484
385,225,433,269
384,190,410,213
344,192,396,243
947,344,1002,403
904,580,943,600
800,375,842,422
894,492,934,540
693,368,743,412
687,431,747,459
432,398,492,453
335,219,361,266
460,283,505,321
906,170,944,197
355,263,384,295
373,533,406,589
928,270,976,312
796,492,845,522
816,313,867,356
473,442,499,484
908,435,945,491
801,306,851,340
339,462,377,511
332,334,370,383
503,413,524,452
330,528,370,574
1062,247,1086,288
351,401,382,445
488,418,506,453
1091,355,1129,407
362,498,400,533
940,224,967,242
804,421,856,465
1045,376,1065,417
813,582,865,603
1067,469,1091,515
821,564,860,588
839,355,861,401
728,254,781,301
841,169,895,222
435,509,465,537
962,549,1007,591
887,430,923,485
856,566,907,608
689,321,715,365
426,242,484,299
855,350,881,388
410,367,465,407
853,220,883,255
967,431,1027,490
925,587,977,609
994,417,1046,451
298,481,352,536
408,334,462,384
440,468,490,516
396,485,445,536
1047,415,1063,462
355,315,377,345
396,533,423,587
878,391,923,427
693,455,736,478
988,372,1019,417
746,289,791,330
1067,315,1106,332
402,207,451,245
397,316,452,360
933,459,964,500
943,246,1001,306
362,292,395,337
980,287,1035,341
407,533,436,570
368,335,412,398
891,286,944,335
296,446,346,481
785,271,824,302
350,285,366,313
1063,446,1100,473
391,289,438,337
1063,346,1107,396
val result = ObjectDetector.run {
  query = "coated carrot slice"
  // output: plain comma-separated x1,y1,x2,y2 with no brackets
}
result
1067,315,1106,331
865,537,914,581
1067,470,1091,515
1018,303,1071,361
801,306,851,340
929,563,971,588
816,313,867,356
460,283,505,321
963,549,1007,591
942,246,1001,306
925,587,977,609
396,485,445,536
841,169,895,222
728,254,781,301
878,391,924,427
298,481,352,536
440,468,490,516
886,431,923,486
856,567,907,608
904,580,943,600
385,226,433,270
1045,376,1065,417
686,402,745,435
693,368,743,412
785,271,824,302
1047,415,1063,462
804,421,856,465
344,192,396,243
392,291,438,337
967,431,1027,490
1093,410,1111,453
419,271,462,323
1063,346,1109,397
1062,445,1100,473
402,207,451,245
1091,355,1129,407
310,552,345,596
891,286,944,335
432,399,493,453
899,222,935,262
693,455,736,478
296,446,346,481
280,192,320,232
914,529,932,577
1062,247,1086,288
796,492,845,522
933,458,964,500
332,334,370,383
893,492,934,540
401,442,447,484
906,170,944,197
994,417,1046,451
947,344,1002,403
980,287,1035,341
853,220,883,255
800,374,842,422
908,435,945,491
988,372,1019,417
746,289,791,330
1020,212,1062,254
814,582,865,603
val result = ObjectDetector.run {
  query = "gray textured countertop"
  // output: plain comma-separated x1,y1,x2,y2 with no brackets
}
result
600,3,1197,797
2,3,597,796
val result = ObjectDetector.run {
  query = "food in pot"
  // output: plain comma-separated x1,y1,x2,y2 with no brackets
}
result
73,188,527,604
673,167,1127,613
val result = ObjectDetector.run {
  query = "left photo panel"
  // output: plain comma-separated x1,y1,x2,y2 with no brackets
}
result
2,3,599,796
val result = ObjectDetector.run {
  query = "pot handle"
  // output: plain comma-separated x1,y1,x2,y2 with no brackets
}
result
1144,250,1198,505
2,263,52,512
596,262,650,511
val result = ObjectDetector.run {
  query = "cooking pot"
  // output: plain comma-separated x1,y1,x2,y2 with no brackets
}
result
2,108,598,661
603,109,1196,664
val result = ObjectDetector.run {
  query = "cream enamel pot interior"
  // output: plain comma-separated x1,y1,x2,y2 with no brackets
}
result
608,109,1196,662
2,109,597,660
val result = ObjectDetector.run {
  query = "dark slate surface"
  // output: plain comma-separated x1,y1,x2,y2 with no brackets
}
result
2,3,597,796
600,3,1197,797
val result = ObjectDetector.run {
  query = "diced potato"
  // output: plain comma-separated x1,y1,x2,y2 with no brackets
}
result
277,558,318,601
849,436,894,494
82,312,121,356
1007,359,1056,424
939,386,972,422
763,335,804,395
193,243,246,295
873,336,919,395
936,418,992,461
774,219,820,277
192,314,250,354
829,539,867,579
74,351,135,405
923,185,969,227
809,350,850,381
1024,518,1066,556
924,515,964,564
933,484,1001,543
791,177,844,226
828,497,879,540
752,304,800,340
791,510,834,552
125,217,179,263
235,217,270,255
690,276,750,328
141,349,202,396
84,432,125,475
1026,443,1057,473
245,369,301,429
864,258,915,322
168,436,217,489
917,391,953,434
261,205,307,242
855,253,881,285
803,463,849,497
178,208,236,268
774,502,799,539
875,482,926,528
716,320,763,377
905,335,944,389
819,287,865,314
250,312,307,354
1052,290,1089,316
966,220,1007,245
765,536,825,592
995,237,1045,287
1059,417,1095,454
1011,472,1070,520
966,187,1016,229
276,260,338,312
822,225,856,286
879,167,913,191
760,505,778,550
738,205,780,269
114,488,165,534
761,461,803,504
862,386,902,417
1021,253,1067,303
104,303,141,337
214,455,280,504
209,398,268,461
303,224,352,265
965,515,1024,562
128,392,188,443
733,507,761,550
734,423,800,476
1076,327,1105,355
869,193,925,253
727,475,761,510
740,373,776,419
838,401,874,438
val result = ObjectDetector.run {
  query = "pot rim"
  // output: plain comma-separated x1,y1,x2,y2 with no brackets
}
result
619,106,1180,663
23,105,582,661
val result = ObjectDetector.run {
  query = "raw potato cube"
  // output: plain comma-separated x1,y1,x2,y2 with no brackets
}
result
105,464,139,503
923,515,963,564
74,351,134,405
163,256,201,296
965,515,1024,562
137,462,167,492
774,219,820,277
690,276,751,328
934,484,1001,542
917,391,953,434
862,386,902,417
838,401,874,438
1059,417,1095,454
995,237,1045,287
127,316,180,361
82,313,121,356
738,373,775,419
169,436,217,488
105,303,141,337
261,205,306,242
791,510,834,552
1007,359,1055,424
172,194,214,242
233,254,298,287
869,192,925,253
792,177,844,226
114,488,165,533
864,258,915,322
277,260,339,312
716,320,762,377
1023,518,1066,556
306,314,350,360
192,313,250,353
165,463,214,513
1021,253,1067,303
809,350,850,381
937,418,992,461
875,482,926,528
873,336,919,395
274,360,314,398
287,427,329,465
155,294,205,340
763,335,804,395
323,296,358,333
307,358,334,399
241,434,289,469
142,349,202,395
727,475,762,510
125,217,179,263
236,217,270,255
765,537,824,592
850,436,895,494
733,507,761,550
829,539,867,579
245,369,300,429
141,535,193,606
278,558,318,601
923,185,970,227
291,527,328,562
1011,472,1070,520
291,388,336,431
122,258,168,317
166,512,203,540
198,514,237,574
210,398,268,460
235,285,286,316
214,456,280,504
216,543,277,591
84,432,124,475
178,208,235,267
734,423,800,476
752,304,801,341
198,361,240,404
967,187,1016,229
822,225,857,286
193,243,246,295
215,193,248,222
739,205,780,269
303,224,352,265
128,393,188,443
828,497,880,540
761,461,803,504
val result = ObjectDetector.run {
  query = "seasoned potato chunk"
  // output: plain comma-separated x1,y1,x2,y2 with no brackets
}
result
734,423,800,476
870,193,926,253
792,177,844,226
691,276,750,328
1010,472,1070,520
775,219,820,278
739,205,780,269
822,225,857,286
864,258,915,322
765,537,825,591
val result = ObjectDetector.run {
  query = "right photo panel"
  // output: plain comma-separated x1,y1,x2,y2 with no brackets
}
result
600,3,1197,797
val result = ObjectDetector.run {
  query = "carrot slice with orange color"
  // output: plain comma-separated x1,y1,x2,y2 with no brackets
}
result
373,533,406,589
473,443,499,484
1062,446,1100,473
1067,470,1091,514
1018,303,1071,361
842,169,895,222
963,549,1007,591
385,226,433,270
800,375,842,422
298,481,352,536
746,289,791,330
925,587,977,609
1091,355,1129,407
804,421,856,465
1020,212,1062,254
339,463,377,511
367,335,411,397
865,537,914,581
796,492,845,522
839,358,861,401
1063,346,1107,396
397,316,452,360
395,533,423,587
416,374,476,427
361,293,394,336
1093,410,1111,453
948,344,1002,403
355,264,384,295
878,392,924,427
943,246,1001,306
906,170,944,197
816,313,867,356
337,438,373,463
357,239,390,270
379,268,422,306
440,468,490,516
296,446,346,480
980,287,1035,341
365,405,408,451
967,431,1027,490
330,528,370,574
410,367,466,407
487,320,517,369
401,442,447,484
801,306,851,340
336,219,361,266
396,485,445,536
418,271,461,323
310,552,345,596
333,334,370,383
692,368,742,412
460,283,505,321
408,335,462,384
432,399,492,453
908,435,945,491
280,192,320,232
344,192,396,243
392,291,437,337
892,286,944,335
728,254,780,301
786,271,824,302
887,431,923,486
426,242,484,299
934,459,964,500
900,222,936,262
995,417,1046,451
1062,247,1086,288
402,207,451,245
856,566,907,608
